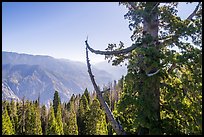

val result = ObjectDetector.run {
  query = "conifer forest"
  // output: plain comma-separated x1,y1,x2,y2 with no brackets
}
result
2,2,202,135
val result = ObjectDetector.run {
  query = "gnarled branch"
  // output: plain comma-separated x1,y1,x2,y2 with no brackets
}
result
85,41,126,135
186,2,201,21
85,40,141,56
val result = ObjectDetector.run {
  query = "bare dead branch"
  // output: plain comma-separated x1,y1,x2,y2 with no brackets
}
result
85,41,126,135
85,40,141,56
186,2,201,21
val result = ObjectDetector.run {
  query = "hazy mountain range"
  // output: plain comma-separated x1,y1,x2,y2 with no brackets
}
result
2,51,126,106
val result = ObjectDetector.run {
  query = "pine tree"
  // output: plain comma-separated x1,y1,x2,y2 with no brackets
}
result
67,94,75,111
25,101,36,135
16,101,23,135
84,98,108,135
2,107,15,135
46,105,60,135
77,94,89,135
16,97,26,135
84,88,91,105
53,90,61,117
34,101,43,135
56,104,64,135
6,100,18,134
64,100,78,135
41,105,48,135
52,90,64,134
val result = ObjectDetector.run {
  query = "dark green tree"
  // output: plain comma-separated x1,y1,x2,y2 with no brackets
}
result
77,94,89,135
41,105,48,135
84,88,91,105
53,90,61,117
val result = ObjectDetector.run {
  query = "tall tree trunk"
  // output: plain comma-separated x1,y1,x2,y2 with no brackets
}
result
138,2,161,135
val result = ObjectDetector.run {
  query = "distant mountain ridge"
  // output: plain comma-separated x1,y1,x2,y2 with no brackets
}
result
2,51,125,106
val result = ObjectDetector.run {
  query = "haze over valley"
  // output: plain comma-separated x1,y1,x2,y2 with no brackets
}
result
2,51,126,106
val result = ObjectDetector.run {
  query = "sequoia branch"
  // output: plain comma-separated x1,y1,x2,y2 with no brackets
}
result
85,40,140,56
85,42,126,135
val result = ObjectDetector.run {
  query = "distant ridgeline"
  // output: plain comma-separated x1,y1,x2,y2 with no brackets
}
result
2,51,126,106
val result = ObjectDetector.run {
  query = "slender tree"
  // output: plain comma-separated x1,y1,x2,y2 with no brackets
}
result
16,97,26,135
84,88,91,105
77,94,89,135
53,90,61,117
34,101,43,135
46,105,60,135
41,105,48,135
67,94,76,111
7,100,18,134
56,104,64,135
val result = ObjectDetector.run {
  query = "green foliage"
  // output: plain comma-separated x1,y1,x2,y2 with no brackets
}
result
84,88,91,105
24,100,42,135
41,105,47,135
67,94,75,111
77,94,89,135
106,2,202,135
8,100,18,134
46,105,60,135
53,90,61,117
84,99,108,135
2,105,15,135
24,101,35,134
56,104,64,135
16,99,27,135
63,97,78,135
34,102,43,135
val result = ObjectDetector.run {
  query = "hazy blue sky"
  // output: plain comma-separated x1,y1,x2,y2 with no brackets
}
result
2,2,198,63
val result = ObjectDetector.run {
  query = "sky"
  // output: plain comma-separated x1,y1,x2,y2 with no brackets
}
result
2,2,198,64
